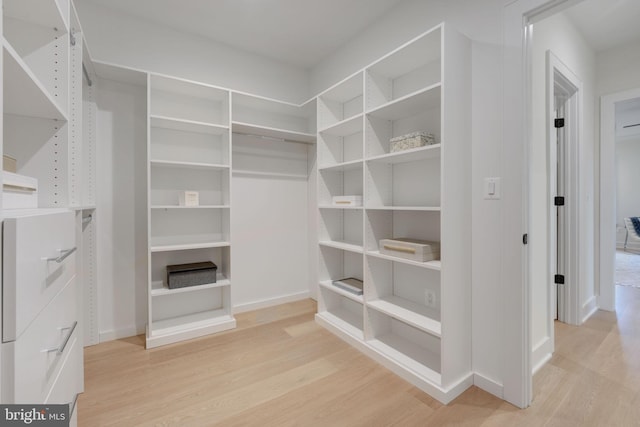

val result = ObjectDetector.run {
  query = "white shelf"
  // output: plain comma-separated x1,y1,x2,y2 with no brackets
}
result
316,309,363,339
150,115,229,135
319,240,363,254
319,281,364,303
150,309,235,337
3,42,68,121
318,159,363,172
318,114,363,136
366,251,442,271
3,0,68,32
150,205,230,210
367,145,441,164
149,160,230,171
318,205,363,210
232,121,316,144
150,236,230,252
367,84,441,121
368,297,441,337
365,206,441,212
151,275,231,297
368,334,441,385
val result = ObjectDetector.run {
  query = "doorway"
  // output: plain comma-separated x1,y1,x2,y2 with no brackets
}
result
548,54,581,325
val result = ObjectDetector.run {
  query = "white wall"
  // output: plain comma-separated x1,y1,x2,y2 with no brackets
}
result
310,0,506,393
75,1,309,103
95,77,148,341
530,12,596,364
597,40,640,97
230,135,311,311
616,137,640,246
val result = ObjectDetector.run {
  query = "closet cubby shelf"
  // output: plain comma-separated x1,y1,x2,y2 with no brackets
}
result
366,84,441,121
319,280,364,303
149,237,230,253
149,310,236,338
150,115,229,135
318,113,363,136
232,121,316,144
366,144,441,164
367,297,441,338
318,159,363,172
150,205,230,210
365,206,441,212
3,0,69,33
149,159,230,171
366,251,442,271
318,205,363,210
2,41,68,121
367,334,441,384
151,276,231,297
319,240,364,254
316,310,363,340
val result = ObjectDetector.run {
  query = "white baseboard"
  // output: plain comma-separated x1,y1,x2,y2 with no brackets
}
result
581,296,598,323
473,373,503,399
99,325,145,343
232,291,311,314
98,292,311,343
531,337,553,374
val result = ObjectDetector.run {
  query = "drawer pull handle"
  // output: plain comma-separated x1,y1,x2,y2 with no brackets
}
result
45,321,77,355
69,393,79,415
383,245,416,254
45,247,77,263
3,183,37,192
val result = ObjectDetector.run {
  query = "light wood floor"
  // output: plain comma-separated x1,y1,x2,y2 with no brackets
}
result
79,286,640,426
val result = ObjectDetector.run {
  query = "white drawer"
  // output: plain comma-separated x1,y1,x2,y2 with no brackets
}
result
3,210,76,341
46,335,81,415
3,277,79,403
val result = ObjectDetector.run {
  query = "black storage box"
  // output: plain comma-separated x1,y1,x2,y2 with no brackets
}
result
166,261,217,289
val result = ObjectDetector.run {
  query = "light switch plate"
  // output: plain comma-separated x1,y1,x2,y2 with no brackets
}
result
484,177,501,200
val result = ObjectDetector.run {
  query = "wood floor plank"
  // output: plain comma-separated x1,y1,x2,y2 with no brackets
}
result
79,287,640,426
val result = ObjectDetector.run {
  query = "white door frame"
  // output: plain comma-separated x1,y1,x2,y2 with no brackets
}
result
547,51,582,326
599,87,640,311
502,0,583,408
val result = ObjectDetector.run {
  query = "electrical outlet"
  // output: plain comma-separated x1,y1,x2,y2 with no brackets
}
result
425,290,437,309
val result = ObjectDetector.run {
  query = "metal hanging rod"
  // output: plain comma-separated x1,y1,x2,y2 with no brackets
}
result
232,131,313,145
83,63,93,87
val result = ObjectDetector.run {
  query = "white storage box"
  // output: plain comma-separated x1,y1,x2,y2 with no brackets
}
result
390,132,436,153
379,238,440,262
332,195,362,207
3,171,38,209
179,191,200,206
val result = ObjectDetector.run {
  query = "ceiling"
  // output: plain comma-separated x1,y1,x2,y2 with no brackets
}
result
565,0,640,52
77,0,403,69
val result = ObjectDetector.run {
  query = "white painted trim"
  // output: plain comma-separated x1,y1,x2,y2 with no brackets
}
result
315,314,473,404
473,373,504,400
502,0,585,409
531,337,553,374
547,51,583,326
232,291,311,314
599,88,640,311
99,325,146,343
581,296,598,323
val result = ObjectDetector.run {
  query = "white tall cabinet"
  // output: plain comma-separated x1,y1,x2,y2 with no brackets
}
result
1,0,93,422
146,75,235,348
315,23,472,404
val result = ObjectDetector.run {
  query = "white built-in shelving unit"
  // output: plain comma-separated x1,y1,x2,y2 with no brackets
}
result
315,23,472,404
1,0,93,419
231,92,316,145
146,74,235,348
